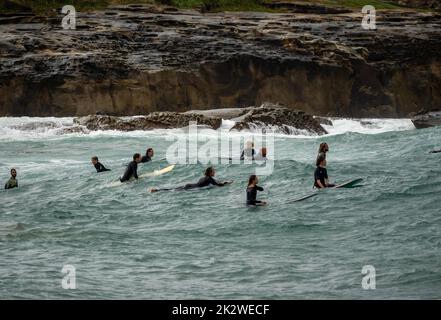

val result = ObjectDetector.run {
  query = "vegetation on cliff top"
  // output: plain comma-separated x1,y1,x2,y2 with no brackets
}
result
0,0,422,14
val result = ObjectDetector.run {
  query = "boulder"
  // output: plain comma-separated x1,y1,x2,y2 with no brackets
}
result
230,103,327,135
411,110,441,129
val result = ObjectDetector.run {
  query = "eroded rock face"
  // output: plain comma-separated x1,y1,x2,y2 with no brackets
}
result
0,3,441,117
390,1,441,10
411,110,441,129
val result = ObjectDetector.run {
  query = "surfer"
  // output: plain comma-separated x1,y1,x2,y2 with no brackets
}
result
141,148,154,163
120,153,141,182
317,142,329,161
4,168,18,190
430,148,441,154
240,141,255,160
91,156,111,173
246,175,267,206
254,147,268,161
149,167,233,192
314,155,335,189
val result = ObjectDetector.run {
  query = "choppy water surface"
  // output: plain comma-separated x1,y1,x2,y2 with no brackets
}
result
0,117,440,299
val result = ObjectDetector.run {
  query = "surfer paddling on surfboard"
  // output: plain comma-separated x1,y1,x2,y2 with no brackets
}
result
314,155,335,189
149,167,233,192
120,153,141,182
246,175,267,206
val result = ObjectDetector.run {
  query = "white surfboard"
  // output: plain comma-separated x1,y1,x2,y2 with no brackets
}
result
139,164,175,178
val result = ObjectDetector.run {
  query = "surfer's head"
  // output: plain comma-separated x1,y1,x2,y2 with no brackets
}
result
316,155,326,167
260,147,267,157
10,168,17,178
91,156,98,165
205,167,215,177
248,175,258,186
319,143,329,153
133,153,141,163
146,148,154,158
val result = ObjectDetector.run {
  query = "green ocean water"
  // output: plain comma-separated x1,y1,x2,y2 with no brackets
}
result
0,117,440,299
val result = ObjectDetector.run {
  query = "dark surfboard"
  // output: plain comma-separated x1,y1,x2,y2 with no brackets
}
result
333,178,363,189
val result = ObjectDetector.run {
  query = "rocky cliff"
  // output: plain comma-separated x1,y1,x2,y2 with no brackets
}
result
0,3,441,117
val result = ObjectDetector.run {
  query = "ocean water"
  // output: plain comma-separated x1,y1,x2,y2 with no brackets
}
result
0,117,440,299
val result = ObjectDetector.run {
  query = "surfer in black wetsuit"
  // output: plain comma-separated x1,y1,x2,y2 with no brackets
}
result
91,156,111,173
246,175,267,206
430,148,441,154
141,148,154,163
240,141,255,160
4,168,18,190
317,142,329,163
120,153,141,182
149,167,233,192
314,155,335,189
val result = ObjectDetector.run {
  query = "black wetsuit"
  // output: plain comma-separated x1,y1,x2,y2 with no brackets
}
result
182,176,223,190
246,185,263,205
5,178,18,189
314,166,328,188
240,149,255,160
120,161,138,182
141,155,152,163
94,162,110,173
158,176,226,191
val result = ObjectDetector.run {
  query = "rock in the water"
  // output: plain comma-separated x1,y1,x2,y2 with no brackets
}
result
411,110,441,129
230,103,327,135
74,112,223,131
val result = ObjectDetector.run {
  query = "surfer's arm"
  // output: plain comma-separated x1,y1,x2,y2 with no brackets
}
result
132,163,139,179
316,180,325,189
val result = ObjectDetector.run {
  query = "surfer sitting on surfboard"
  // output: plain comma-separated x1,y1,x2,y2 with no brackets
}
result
240,141,256,160
314,155,335,189
246,175,267,206
91,156,111,173
120,153,141,182
149,167,233,192
141,148,154,163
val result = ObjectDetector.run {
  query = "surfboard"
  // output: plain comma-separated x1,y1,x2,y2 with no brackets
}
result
333,178,363,189
288,192,319,203
140,164,175,178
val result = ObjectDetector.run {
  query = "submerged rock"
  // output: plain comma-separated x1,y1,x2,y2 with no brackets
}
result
411,110,441,129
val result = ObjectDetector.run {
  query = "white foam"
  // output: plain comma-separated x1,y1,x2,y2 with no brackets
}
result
0,116,416,141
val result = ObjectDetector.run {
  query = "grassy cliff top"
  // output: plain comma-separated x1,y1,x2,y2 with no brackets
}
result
0,0,423,14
